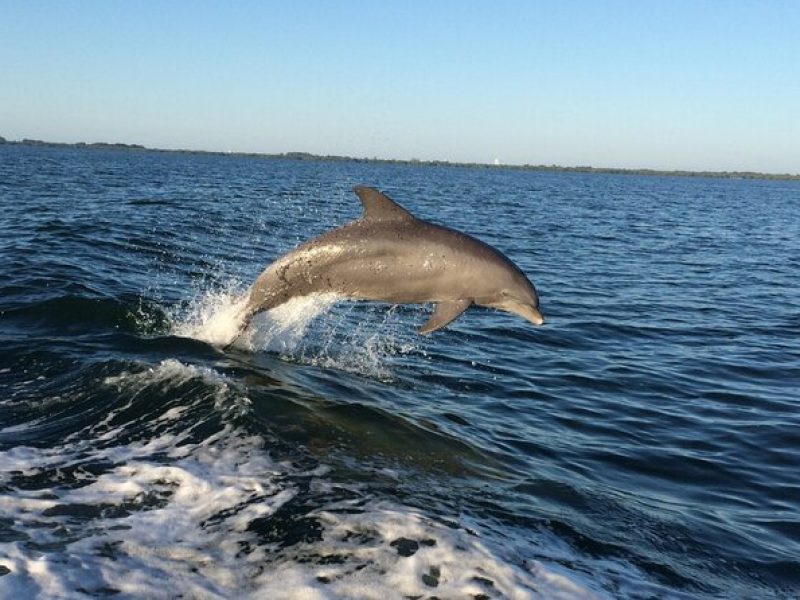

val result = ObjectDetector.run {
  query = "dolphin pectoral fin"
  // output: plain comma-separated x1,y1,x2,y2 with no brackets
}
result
418,299,471,335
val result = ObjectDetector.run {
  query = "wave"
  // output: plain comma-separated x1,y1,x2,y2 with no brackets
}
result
2,279,418,384
2,294,169,335
0,358,605,600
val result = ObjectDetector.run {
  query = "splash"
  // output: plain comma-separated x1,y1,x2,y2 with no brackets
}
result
169,282,341,350
242,296,419,382
297,303,417,381
242,293,342,354
170,283,251,346
169,282,419,380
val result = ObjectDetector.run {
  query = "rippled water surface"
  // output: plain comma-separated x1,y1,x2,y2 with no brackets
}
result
1,144,798,599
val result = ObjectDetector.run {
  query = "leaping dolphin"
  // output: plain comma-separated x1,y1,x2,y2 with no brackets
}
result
238,186,543,336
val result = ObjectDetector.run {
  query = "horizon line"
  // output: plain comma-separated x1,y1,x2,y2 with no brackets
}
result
2,135,798,181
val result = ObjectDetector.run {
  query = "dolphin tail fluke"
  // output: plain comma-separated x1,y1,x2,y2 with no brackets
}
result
418,299,471,335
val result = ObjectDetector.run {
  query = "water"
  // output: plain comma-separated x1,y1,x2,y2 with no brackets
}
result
0,144,798,599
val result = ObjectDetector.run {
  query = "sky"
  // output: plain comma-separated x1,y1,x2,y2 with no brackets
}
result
1,1,799,173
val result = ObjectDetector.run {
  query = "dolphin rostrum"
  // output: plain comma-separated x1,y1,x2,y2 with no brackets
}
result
239,186,543,336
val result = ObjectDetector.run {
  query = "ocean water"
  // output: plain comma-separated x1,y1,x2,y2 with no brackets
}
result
0,144,798,599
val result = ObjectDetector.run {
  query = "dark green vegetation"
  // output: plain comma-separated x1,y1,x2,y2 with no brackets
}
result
2,135,798,180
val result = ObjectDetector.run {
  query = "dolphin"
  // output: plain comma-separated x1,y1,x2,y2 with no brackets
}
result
238,186,543,336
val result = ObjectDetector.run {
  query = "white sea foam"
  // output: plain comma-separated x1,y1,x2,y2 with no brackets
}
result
103,357,234,397
0,360,611,599
0,445,606,599
249,503,603,600
0,420,41,436
0,428,291,598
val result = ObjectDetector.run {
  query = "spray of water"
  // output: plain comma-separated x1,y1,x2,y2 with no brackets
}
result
169,283,251,346
168,283,417,380
240,293,342,353
297,303,417,381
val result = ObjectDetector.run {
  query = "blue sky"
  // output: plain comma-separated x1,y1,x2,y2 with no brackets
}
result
2,1,798,172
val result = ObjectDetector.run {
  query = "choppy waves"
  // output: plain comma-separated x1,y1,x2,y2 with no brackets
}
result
0,359,605,599
2,145,799,598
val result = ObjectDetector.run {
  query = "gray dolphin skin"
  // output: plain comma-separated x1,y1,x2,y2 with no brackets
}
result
240,186,543,335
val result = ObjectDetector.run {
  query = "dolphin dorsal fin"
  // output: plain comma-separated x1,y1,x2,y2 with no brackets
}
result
353,186,415,222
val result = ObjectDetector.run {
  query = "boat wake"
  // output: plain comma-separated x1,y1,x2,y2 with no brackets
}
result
0,359,603,599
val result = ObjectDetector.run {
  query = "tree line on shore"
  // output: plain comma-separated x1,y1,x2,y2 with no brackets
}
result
2,136,797,181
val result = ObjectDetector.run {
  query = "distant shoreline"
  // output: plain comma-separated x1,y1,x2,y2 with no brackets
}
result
2,136,798,181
